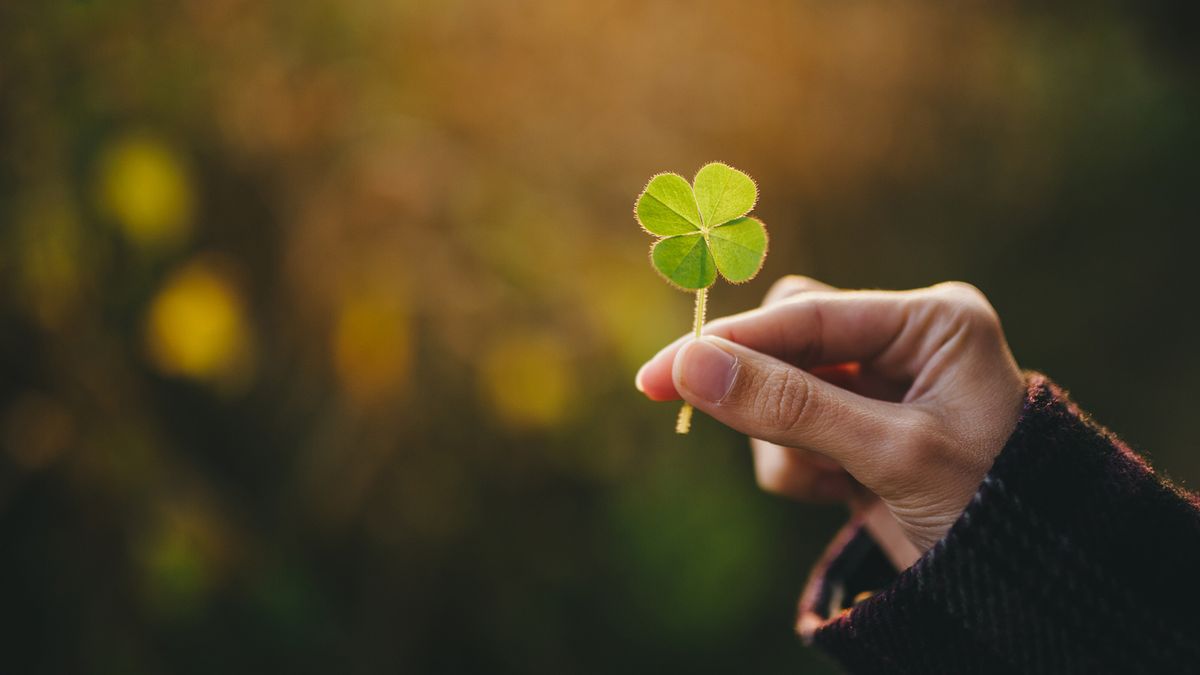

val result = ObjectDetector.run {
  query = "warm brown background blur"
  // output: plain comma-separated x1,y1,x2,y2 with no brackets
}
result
1,1,1198,673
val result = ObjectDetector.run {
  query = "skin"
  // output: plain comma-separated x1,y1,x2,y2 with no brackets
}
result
635,276,1026,562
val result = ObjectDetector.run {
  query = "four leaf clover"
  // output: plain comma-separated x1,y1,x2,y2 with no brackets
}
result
635,162,768,290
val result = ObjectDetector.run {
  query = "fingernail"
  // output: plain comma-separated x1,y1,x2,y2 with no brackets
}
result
634,366,646,393
678,337,737,403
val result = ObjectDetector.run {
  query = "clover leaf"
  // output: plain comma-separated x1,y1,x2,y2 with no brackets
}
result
636,162,767,290
634,162,770,434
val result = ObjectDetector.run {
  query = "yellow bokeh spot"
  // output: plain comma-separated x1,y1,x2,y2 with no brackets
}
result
332,293,412,405
145,259,252,384
97,133,194,249
480,331,574,430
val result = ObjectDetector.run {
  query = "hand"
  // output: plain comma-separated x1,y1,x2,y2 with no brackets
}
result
636,276,1026,555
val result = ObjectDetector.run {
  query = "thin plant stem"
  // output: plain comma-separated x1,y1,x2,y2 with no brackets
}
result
675,287,708,434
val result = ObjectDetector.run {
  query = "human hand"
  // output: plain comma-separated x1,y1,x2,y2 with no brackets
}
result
635,276,1025,555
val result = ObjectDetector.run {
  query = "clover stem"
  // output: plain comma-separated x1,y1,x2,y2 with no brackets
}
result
676,287,709,434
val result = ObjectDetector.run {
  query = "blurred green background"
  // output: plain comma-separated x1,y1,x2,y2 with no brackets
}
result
1,1,1198,673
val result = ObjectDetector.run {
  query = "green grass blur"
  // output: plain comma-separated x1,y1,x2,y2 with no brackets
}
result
1,1,1198,673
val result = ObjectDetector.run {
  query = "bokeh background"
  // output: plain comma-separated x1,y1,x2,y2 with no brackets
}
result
2,1,1198,673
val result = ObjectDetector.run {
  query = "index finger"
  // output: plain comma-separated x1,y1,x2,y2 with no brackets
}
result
635,289,916,401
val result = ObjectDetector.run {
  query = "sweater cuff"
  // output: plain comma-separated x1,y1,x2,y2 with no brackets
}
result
795,373,1200,673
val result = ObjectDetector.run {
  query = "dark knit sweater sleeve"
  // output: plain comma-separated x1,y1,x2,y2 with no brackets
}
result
796,374,1200,674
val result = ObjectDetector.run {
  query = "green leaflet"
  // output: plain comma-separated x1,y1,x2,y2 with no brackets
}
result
651,234,716,290
693,162,757,228
637,163,767,290
636,173,702,236
708,217,767,283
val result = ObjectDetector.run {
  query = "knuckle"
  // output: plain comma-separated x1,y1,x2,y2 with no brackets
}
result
753,367,812,431
764,275,818,304
931,280,986,306
774,274,811,290
928,281,1001,333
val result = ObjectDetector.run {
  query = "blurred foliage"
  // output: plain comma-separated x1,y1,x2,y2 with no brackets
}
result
0,1,1198,673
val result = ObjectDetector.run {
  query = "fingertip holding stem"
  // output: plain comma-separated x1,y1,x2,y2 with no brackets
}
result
675,337,738,404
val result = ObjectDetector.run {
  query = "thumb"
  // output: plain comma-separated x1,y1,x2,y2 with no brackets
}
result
673,336,922,482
